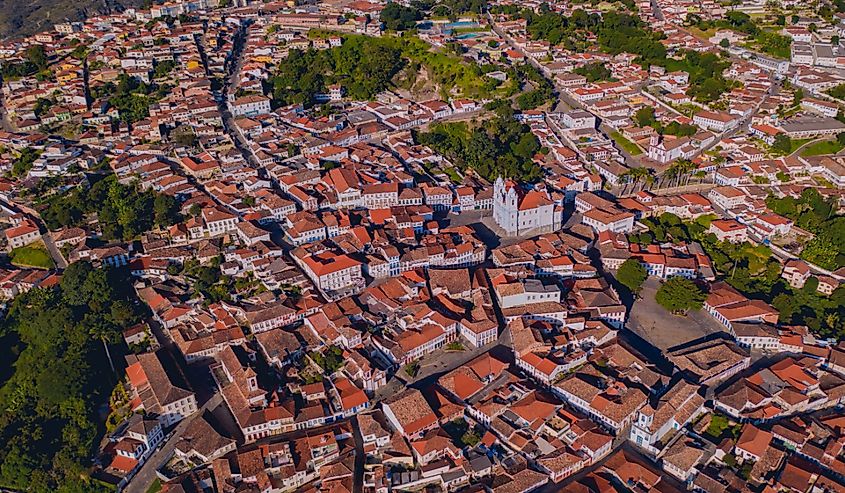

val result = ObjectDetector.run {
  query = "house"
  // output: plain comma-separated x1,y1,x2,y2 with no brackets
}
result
782,259,811,289
705,282,779,334
552,364,648,435
582,207,635,234
230,95,271,117
708,219,748,243
630,380,705,454
693,111,738,133
779,117,845,139
5,218,41,249
125,351,198,427
296,249,364,295
381,389,438,440
735,425,773,462
732,322,780,351
801,98,840,118
707,186,746,210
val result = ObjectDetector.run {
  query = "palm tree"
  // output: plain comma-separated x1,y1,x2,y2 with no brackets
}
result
622,166,653,186
87,316,119,376
665,159,696,187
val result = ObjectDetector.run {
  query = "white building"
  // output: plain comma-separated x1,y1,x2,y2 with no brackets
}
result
693,111,738,133
230,95,271,117
492,177,561,236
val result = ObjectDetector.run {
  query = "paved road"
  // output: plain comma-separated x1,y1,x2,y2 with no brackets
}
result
214,22,262,168
351,415,365,493
626,277,724,352
42,231,68,268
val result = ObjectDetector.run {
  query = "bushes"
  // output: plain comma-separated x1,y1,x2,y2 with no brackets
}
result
404,361,420,377
311,346,345,374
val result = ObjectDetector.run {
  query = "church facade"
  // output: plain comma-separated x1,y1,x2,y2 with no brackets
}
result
492,177,562,236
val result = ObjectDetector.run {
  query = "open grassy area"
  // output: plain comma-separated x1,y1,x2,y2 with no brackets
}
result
394,35,501,99
146,479,162,493
801,139,844,157
9,242,54,269
788,138,815,154
610,131,644,156
765,137,813,157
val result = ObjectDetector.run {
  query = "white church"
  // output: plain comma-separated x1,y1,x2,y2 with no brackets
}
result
492,177,563,236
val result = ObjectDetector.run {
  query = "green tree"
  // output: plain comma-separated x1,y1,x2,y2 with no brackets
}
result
380,3,423,30
26,44,48,70
772,134,793,154
0,260,138,492
634,106,657,128
655,277,707,313
153,194,181,227
617,258,648,294
802,235,840,270
574,62,613,82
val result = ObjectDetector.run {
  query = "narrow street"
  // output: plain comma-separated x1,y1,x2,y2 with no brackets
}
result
211,21,262,168
351,415,365,493
122,394,224,493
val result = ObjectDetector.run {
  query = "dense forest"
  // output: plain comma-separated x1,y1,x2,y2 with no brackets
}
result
0,261,142,492
269,34,497,106
415,103,543,182
40,174,181,241
271,35,404,105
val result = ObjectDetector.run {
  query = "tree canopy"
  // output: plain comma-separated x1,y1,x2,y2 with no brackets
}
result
766,188,845,270
635,211,845,339
655,276,707,313
271,35,405,106
617,258,647,294
40,174,181,240
416,105,543,182
0,261,142,492
380,3,422,31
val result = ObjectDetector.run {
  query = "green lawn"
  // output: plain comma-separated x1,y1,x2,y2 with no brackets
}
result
801,139,844,157
610,131,644,156
767,137,813,157
9,243,54,269
146,479,162,493
788,138,813,154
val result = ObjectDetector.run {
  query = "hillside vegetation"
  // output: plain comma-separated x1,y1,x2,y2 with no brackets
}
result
0,0,142,40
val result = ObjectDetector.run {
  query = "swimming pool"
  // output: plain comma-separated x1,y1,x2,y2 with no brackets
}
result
445,21,480,30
